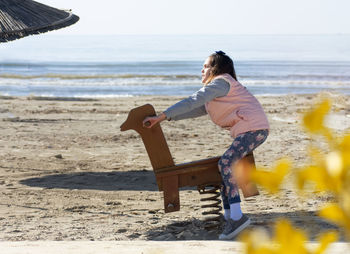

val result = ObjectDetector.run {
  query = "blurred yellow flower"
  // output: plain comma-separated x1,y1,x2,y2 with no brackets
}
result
243,97,348,254
240,227,273,254
325,151,343,177
339,134,350,169
274,219,308,254
302,98,333,141
296,161,342,194
319,202,350,236
241,219,337,254
252,159,291,194
313,231,338,254
296,143,347,194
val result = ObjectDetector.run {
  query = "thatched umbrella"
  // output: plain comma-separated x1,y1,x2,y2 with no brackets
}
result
0,0,79,42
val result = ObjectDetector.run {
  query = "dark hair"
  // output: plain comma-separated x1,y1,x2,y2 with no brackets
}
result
206,51,237,83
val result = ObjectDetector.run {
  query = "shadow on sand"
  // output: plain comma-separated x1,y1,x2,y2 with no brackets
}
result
145,210,341,241
20,170,159,191
20,171,342,241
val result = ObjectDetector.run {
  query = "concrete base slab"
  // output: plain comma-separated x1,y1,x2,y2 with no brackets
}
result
1,241,349,254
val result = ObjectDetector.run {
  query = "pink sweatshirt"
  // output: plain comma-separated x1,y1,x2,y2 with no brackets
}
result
205,74,269,138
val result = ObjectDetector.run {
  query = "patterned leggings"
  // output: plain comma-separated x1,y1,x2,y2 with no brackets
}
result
218,129,269,209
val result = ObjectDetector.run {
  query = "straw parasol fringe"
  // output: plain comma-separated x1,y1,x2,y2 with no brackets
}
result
0,0,79,42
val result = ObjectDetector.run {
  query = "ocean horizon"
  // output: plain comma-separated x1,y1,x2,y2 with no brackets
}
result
1,34,350,97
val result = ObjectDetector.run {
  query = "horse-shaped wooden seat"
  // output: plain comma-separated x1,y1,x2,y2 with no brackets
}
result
120,104,259,213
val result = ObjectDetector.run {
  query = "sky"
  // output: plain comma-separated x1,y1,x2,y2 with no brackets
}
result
41,0,350,35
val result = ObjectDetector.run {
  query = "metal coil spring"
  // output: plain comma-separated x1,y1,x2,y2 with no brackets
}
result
197,184,222,230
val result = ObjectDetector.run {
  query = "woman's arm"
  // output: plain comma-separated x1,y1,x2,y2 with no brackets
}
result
167,105,207,121
143,78,230,128
164,78,230,120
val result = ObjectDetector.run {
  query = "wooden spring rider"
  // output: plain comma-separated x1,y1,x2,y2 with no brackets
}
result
120,104,259,225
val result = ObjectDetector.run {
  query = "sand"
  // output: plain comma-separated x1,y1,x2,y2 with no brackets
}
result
0,93,349,243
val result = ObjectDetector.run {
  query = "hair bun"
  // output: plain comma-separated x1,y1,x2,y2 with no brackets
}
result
215,50,226,56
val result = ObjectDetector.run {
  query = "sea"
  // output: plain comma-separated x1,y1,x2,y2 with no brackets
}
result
0,34,350,98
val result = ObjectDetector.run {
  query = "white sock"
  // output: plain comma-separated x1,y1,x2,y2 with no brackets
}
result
224,209,231,221
230,203,243,221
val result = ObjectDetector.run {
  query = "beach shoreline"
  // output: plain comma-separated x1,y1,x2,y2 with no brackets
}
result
0,93,349,241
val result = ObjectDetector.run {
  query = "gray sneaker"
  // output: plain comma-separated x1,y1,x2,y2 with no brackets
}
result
219,214,251,240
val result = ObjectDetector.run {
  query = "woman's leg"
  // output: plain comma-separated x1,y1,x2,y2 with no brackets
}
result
218,129,269,216
218,129,268,240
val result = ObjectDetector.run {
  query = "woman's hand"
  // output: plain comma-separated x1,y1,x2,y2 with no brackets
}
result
143,113,167,128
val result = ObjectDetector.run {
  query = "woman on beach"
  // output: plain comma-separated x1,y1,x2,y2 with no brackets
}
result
143,51,269,240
